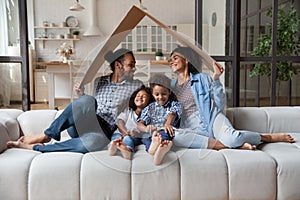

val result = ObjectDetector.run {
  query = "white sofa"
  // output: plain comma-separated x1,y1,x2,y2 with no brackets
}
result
0,107,300,200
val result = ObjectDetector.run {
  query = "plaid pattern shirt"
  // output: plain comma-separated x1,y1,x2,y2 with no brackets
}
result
93,75,143,125
137,100,182,128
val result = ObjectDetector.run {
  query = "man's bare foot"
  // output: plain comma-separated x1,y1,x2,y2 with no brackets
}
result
239,142,256,150
116,142,132,160
6,140,36,150
19,133,51,144
153,140,173,165
148,131,162,155
261,133,295,143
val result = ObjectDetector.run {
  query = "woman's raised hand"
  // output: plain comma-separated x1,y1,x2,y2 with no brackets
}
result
212,61,224,82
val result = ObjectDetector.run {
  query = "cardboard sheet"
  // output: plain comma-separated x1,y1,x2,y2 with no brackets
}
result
80,5,216,86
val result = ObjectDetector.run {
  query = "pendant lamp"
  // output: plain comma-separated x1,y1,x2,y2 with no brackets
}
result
69,0,85,11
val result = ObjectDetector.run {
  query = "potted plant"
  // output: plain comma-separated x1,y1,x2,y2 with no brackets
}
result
250,3,300,84
155,51,164,60
72,30,80,39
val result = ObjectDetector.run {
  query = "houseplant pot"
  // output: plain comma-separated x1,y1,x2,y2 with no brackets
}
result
155,51,164,60
73,30,80,39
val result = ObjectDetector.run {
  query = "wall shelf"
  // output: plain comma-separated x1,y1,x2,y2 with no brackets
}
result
34,26,80,48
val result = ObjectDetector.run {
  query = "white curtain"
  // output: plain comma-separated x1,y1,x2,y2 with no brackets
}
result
0,0,8,54
0,0,11,107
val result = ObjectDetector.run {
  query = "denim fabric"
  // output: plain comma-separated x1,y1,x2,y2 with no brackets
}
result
213,112,261,148
173,111,209,148
142,129,173,152
36,95,110,153
171,73,226,138
173,110,262,149
111,133,141,152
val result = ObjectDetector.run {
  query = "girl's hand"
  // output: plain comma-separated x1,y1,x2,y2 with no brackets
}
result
127,130,137,136
145,125,157,133
73,82,85,97
212,61,224,82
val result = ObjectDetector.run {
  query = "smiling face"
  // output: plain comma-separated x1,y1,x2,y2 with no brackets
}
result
119,53,136,81
168,52,188,74
134,89,151,109
152,85,171,106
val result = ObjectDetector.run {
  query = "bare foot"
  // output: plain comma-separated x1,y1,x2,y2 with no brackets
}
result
153,140,173,165
117,142,132,160
239,142,256,150
6,140,36,150
108,139,120,156
19,133,51,144
261,133,295,143
148,131,162,155
208,139,228,150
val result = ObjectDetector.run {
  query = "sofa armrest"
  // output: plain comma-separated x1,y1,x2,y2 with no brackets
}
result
0,109,24,153
0,122,10,153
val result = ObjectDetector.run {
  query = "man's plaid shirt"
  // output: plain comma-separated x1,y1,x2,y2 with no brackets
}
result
93,75,143,125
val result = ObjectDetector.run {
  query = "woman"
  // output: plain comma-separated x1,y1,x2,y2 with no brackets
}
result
169,46,295,150
7,48,144,153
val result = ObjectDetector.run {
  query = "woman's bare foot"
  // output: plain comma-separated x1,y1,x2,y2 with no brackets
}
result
208,138,228,150
239,142,256,150
19,133,51,144
153,140,173,165
116,142,132,160
6,140,36,150
261,133,295,143
148,131,162,155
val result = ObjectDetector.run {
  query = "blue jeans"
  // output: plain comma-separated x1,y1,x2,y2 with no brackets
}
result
111,133,141,152
142,129,173,152
33,95,111,153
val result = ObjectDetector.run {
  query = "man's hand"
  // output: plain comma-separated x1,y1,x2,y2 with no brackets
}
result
73,82,85,97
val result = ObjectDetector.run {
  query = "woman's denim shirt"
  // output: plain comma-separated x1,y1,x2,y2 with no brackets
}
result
171,72,226,138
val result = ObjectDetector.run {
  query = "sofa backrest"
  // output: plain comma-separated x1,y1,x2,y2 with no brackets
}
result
226,107,300,133
17,110,58,136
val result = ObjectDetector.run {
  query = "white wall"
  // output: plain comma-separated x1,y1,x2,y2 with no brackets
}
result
29,0,196,62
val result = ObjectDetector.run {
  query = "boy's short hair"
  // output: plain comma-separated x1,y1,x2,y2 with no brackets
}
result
149,74,171,89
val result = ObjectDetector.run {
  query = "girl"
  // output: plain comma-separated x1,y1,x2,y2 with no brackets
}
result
109,87,153,159
137,74,182,165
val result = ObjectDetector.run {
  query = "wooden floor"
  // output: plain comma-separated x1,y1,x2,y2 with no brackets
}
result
0,103,65,110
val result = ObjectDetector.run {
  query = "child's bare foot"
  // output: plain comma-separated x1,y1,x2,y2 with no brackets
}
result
153,140,173,165
18,133,51,144
6,140,36,150
148,131,162,155
117,142,132,160
261,133,295,143
108,142,117,156
239,142,256,150
108,138,123,156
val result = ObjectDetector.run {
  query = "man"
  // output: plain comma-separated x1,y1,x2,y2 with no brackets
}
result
7,48,144,153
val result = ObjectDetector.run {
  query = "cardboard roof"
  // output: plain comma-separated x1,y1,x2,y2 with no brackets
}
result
80,5,215,86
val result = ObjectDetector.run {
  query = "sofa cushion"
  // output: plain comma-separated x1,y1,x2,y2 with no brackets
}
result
221,149,276,200
177,149,228,200
17,110,57,136
28,152,82,200
260,142,300,199
0,148,40,199
81,151,132,199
